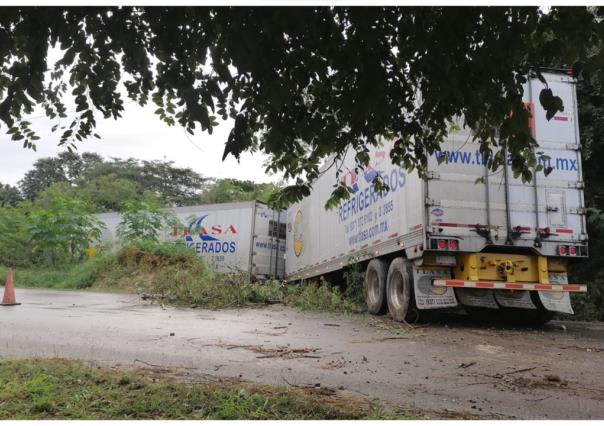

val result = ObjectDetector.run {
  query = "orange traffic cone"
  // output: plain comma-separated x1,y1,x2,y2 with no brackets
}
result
1,268,21,306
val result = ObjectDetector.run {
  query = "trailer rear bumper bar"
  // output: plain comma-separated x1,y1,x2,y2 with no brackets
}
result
432,279,587,293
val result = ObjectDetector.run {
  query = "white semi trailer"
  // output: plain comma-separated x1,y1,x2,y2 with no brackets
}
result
285,70,588,323
95,201,286,279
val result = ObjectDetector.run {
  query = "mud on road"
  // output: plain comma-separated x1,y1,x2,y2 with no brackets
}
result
1,288,603,419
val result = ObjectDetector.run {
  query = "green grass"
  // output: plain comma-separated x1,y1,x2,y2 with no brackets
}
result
0,253,117,290
0,242,365,313
0,358,396,420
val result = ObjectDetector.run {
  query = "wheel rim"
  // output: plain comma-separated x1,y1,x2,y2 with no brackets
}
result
367,269,379,306
389,270,405,311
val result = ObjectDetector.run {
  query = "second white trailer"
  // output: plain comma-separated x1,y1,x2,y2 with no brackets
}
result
95,201,286,279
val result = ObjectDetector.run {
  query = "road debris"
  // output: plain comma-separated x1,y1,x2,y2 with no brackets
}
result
458,362,476,369
320,359,347,370
205,343,321,359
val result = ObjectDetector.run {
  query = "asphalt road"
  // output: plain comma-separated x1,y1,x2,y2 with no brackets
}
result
1,288,604,419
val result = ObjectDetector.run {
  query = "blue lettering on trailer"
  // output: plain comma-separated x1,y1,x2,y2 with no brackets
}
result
338,167,406,223
434,150,577,171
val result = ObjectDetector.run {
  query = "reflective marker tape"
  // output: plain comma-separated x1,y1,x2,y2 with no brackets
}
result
432,279,587,293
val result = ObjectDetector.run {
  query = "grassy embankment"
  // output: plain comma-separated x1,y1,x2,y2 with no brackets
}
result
0,358,397,419
0,242,363,313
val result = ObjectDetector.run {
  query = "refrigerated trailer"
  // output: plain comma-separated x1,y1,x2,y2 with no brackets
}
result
285,70,588,323
95,201,286,279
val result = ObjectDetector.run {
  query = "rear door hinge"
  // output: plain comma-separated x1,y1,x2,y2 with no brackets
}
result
569,181,584,189
569,207,586,215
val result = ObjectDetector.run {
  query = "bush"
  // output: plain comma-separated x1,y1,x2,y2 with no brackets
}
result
117,200,179,244
568,278,604,321
0,206,32,267
286,281,363,313
26,196,104,267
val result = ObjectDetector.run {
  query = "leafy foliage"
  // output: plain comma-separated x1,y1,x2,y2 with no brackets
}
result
26,196,105,266
1,7,603,206
569,73,604,320
0,183,22,207
0,205,31,267
17,151,208,208
116,200,178,244
198,178,281,204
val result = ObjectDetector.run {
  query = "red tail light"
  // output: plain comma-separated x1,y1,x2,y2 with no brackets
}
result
569,246,577,256
438,240,447,249
448,240,458,250
558,245,568,256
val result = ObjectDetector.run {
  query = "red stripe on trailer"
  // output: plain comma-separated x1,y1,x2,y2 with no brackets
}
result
564,285,581,292
535,284,552,290
438,223,459,227
410,224,423,231
505,283,524,289
476,282,495,288
553,116,569,121
388,232,399,238
556,228,573,234
372,240,381,245
514,226,531,232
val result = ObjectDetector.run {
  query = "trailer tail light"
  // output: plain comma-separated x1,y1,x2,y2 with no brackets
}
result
430,238,459,251
558,244,587,257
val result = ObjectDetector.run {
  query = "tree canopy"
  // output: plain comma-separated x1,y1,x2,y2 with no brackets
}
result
2,151,281,211
1,7,603,205
16,151,209,208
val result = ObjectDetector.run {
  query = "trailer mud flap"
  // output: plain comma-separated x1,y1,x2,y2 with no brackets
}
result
456,288,499,309
413,267,457,310
538,273,574,314
494,290,537,310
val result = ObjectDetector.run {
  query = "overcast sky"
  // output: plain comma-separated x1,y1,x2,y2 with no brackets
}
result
0,101,280,187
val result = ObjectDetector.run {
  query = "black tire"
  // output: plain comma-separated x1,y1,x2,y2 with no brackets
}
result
386,257,411,322
365,259,388,314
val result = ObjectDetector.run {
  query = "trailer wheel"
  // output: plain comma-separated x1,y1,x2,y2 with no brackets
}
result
365,259,388,314
386,258,411,322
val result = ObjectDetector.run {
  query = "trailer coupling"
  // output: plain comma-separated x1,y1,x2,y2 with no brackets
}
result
432,279,587,293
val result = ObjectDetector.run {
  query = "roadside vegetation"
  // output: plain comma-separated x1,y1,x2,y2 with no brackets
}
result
0,241,364,313
0,358,395,419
